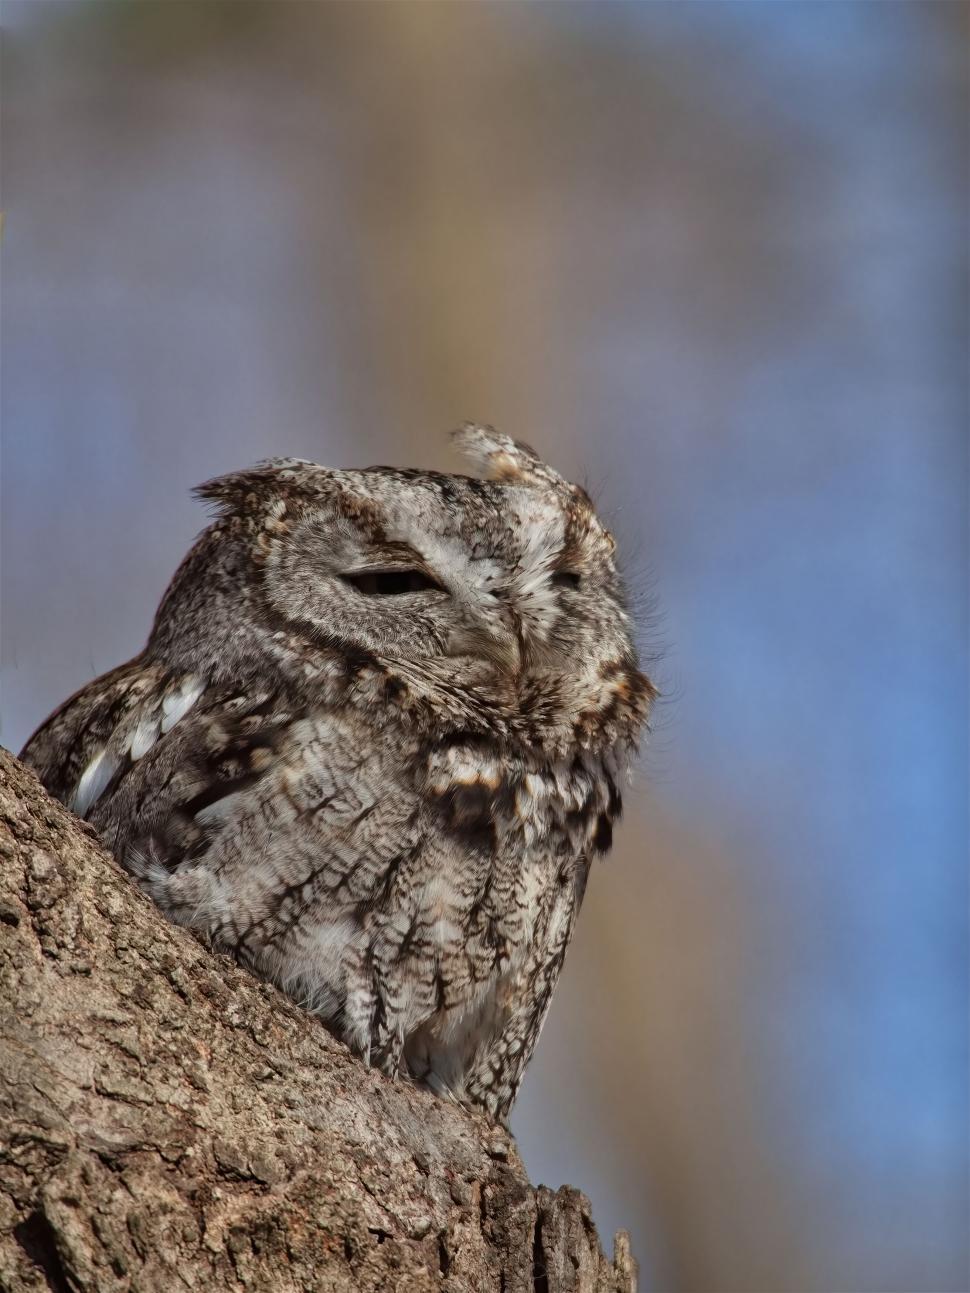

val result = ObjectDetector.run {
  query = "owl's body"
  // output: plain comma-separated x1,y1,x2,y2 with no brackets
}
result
22,427,653,1120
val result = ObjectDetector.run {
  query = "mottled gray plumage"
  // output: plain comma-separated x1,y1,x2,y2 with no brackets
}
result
22,426,654,1121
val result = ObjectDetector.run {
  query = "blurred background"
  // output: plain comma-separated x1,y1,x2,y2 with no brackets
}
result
2,3,967,1290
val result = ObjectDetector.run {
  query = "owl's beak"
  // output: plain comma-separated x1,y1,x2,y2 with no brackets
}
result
444,616,523,677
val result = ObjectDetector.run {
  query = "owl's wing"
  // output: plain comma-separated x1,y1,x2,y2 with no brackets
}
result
20,658,189,809
24,664,422,963
129,703,425,960
75,687,429,1066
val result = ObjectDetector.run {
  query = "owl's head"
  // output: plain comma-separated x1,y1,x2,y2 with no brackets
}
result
155,426,654,752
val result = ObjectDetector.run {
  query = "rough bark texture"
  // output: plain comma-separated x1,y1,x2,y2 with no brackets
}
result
0,749,636,1293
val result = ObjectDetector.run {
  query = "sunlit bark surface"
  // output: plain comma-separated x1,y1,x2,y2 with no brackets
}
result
0,749,635,1293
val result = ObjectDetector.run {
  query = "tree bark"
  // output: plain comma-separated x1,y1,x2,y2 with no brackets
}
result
0,748,636,1293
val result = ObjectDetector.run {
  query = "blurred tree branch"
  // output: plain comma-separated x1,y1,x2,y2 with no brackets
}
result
0,748,635,1293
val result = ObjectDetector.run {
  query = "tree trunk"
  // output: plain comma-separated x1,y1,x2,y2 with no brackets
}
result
0,748,636,1293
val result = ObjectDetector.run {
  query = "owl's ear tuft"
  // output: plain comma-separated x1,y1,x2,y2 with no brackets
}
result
193,459,320,517
451,424,559,487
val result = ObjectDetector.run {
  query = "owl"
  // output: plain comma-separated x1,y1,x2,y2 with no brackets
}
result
21,426,654,1121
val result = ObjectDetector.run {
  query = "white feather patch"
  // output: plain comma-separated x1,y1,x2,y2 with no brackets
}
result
160,675,205,734
70,747,119,818
194,791,247,826
128,716,161,762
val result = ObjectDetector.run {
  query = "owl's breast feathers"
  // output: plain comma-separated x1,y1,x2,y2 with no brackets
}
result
423,733,624,862
21,639,648,1120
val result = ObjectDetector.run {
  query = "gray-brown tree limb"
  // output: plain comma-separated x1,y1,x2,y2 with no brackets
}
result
0,749,637,1293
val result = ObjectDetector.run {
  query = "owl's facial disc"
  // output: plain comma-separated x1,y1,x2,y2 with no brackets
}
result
231,445,647,727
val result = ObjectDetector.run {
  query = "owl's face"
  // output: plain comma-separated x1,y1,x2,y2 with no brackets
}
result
157,426,653,750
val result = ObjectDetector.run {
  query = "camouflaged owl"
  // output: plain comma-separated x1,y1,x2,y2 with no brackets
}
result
22,426,654,1121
